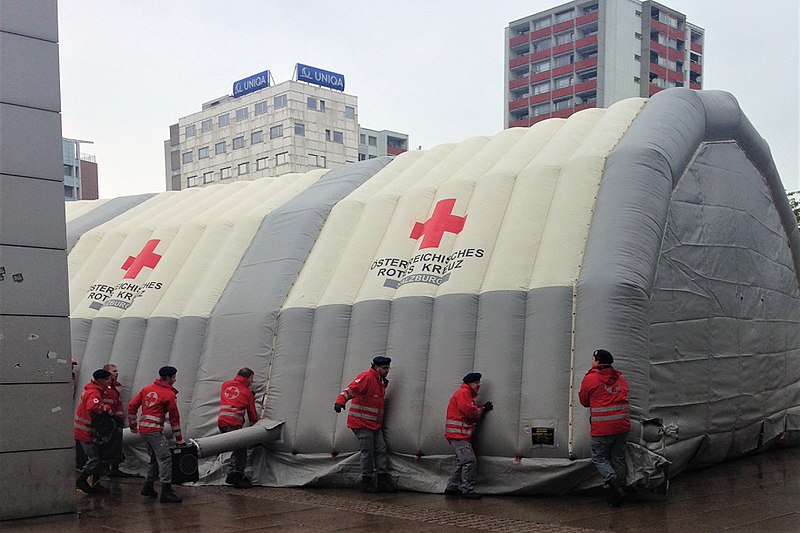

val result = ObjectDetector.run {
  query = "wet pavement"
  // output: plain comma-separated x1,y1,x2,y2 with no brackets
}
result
2,445,800,532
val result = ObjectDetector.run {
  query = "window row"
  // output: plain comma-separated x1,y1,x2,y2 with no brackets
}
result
185,151,331,187
184,99,355,138
359,133,378,146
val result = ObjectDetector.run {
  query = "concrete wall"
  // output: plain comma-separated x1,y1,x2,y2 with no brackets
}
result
598,0,643,106
0,0,74,520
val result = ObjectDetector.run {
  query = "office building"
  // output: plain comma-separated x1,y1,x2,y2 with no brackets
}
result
165,73,409,191
358,128,409,161
505,0,704,127
63,137,97,200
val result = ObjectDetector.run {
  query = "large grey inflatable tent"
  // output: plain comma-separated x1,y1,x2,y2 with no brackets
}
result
66,89,800,494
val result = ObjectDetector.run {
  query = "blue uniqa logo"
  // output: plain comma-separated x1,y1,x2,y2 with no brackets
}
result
233,70,270,98
296,64,345,91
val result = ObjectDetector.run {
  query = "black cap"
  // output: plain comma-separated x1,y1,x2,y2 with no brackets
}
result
92,369,111,380
463,372,482,384
372,356,391,367
593,349,614,365
158,365,178,377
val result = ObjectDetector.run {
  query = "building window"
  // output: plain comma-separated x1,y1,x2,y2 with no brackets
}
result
532,17,551,30
634,76,641,83
182,152,193,164
554,54,574,67
201,119,212,133
64,164,73,176
635,32,642,39
533,102,551,116
332,131,344,144
238,162,249,175
256,157,268,171
554,9,574,23
218,113,230,127
270,124,283,139
294,122,305,136
233,136,245,150
236,107,248,121
203,171,214,184
533,59,551,73
554,32,573,45
634,54,641,62
532,38,551,53
307,97,317,110
274,94,287,109
254,101,267,115
554,98,572,111
532,81,551,95
345,106,355,119
358,153,366,161
221,166,231,179
360,133,366,144
276,152,288,165
308,154,326,167
215,141,226,155
325,129,332,142
319,100,326,112
185,124,196,138
187,175,198,187
554,75,573,89
368,136,377,147
198,146,210,159
251,130,264,144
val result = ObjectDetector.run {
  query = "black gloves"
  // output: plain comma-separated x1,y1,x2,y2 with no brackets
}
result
482,401,494,412
334,403,345,413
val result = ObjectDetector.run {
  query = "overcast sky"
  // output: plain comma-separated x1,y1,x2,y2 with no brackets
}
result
58,0,799,198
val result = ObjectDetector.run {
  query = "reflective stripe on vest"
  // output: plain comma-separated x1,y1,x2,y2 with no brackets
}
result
592,412,630,422
445,419,475,435
342,388,354,400
590,404,628,413
348,410,381,422
74,421,92,433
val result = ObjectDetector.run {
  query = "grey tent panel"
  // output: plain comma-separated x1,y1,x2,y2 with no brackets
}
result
66,193,157,252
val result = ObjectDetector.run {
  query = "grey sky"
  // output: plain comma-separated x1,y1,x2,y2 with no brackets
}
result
58,0,799,198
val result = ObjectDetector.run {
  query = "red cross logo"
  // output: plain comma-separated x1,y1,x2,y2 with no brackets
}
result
409,199,466,249
224,386,240,400
121,239,162,279
143,391,159,408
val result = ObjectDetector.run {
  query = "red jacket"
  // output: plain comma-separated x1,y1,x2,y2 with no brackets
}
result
218,375,259,430
74,380,110,442
445,383,482,442
105,378,124,422
128,379,184,443
336,368,387,430
579,365,630,437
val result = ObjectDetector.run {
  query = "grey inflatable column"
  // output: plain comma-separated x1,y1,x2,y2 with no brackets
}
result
0,0,74,520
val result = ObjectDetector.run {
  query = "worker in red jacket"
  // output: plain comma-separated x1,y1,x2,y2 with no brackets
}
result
103,363,129,477
218,367,260,489
128,366,185,503
334,356,396,493
579,349,630,507
74,368,113,494
444,372,492,499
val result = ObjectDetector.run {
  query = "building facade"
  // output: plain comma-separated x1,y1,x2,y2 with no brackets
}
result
505,0,704,127
358,128,409,161
63,138,97,200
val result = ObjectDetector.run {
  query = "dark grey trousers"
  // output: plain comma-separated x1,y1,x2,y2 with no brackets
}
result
352,428,388,477
446,439,477,493
589,433,628,486
142,432,172,484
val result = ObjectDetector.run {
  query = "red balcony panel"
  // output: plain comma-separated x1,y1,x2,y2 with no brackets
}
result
649,41,669,57
574,57,597,71
509,77,529,89
551,64,574,77
691,41,703,53
575,35,597,49
550,108,574,119
509,34,529,48
690,62,702,74
576,11,598,26
509,55,529,69
666,70,684,83
387,146,406,156
552,43,574,55
667,47,684,62
530,71,551,83
509,118,531,128
530,92,551,105
649,19,671,34
574,103,597,112
530,114,551,125
530,49,551,62
574,79,597,93
551,86,573,99
509,97,529,111
530,27,552,40
649,84,663,96
552,20,574,33
689,82,701,90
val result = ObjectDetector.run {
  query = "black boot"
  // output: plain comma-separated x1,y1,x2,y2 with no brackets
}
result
88,476,110,494
225,472,240,485
160,483,182,503
76,472,93,494
233,475,253,489
140,480,158,498
360,475,378,493
377,473,397,493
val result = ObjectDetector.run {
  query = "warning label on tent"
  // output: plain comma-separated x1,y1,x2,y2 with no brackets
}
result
531,427,555,447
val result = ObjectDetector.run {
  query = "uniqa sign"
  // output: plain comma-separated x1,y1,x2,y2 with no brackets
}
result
296,63,345,91
233,70,270,98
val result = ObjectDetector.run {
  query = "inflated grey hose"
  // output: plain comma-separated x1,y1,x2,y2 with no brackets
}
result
122,418,285,458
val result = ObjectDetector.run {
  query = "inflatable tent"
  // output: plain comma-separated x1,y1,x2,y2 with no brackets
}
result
67,89,800,494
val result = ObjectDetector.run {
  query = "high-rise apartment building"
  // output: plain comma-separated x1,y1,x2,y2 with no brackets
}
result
165,73,409,191
63,137,97,200
505,0,704,127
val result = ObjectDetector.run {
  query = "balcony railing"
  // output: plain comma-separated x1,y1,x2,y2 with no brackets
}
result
509,97,529,111
387,146,406,156
691,41,703,53
509,118,531,128
576,11,598,27
509,34,529,47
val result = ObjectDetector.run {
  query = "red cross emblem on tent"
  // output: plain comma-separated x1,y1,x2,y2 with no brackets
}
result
121,239,162,279
143,391,159,408
410,198,466,249
224,386,240,400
